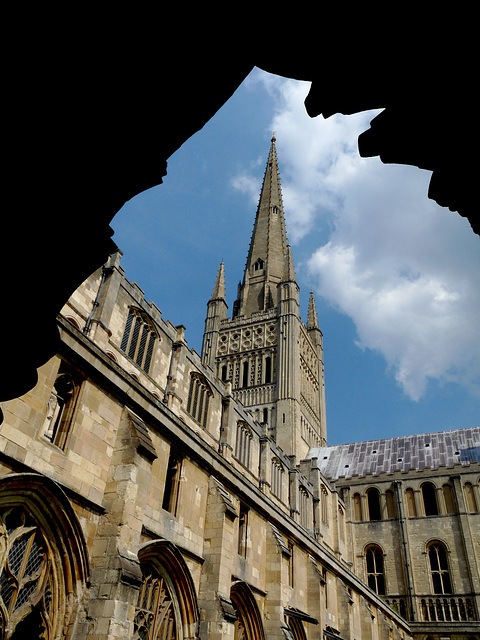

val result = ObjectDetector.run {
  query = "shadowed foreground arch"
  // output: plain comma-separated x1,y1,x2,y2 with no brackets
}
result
3,8,478,408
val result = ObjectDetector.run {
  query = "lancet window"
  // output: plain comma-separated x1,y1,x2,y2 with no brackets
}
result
299,486,310,529
0,477,89,640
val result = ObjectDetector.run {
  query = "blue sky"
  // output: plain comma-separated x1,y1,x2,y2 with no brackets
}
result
112,68,480,447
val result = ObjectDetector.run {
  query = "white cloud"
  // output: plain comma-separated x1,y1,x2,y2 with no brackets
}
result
235,69,480,401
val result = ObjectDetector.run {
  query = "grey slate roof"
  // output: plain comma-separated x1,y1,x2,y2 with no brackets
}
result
307,427,480,481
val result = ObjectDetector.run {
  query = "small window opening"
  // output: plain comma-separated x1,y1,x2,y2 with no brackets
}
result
367,488,381,521
422,483,439,516
162,451,182,515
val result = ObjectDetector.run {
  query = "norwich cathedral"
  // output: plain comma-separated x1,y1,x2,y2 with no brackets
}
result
0,138,478,640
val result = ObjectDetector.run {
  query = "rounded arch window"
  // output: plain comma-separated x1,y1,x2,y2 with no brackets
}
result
427,540,452,594
365,544,386,595
421,482,439,516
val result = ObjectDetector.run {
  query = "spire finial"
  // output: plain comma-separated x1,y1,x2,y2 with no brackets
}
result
271,131,276,143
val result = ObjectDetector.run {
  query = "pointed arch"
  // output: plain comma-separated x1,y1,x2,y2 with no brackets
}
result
230,581,265,640
0,473,90,640
137,539,199,640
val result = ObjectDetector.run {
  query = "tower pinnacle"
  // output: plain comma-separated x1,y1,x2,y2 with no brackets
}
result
210,261,226,301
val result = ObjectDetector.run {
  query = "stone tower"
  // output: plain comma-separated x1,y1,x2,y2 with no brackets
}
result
202,137,327,459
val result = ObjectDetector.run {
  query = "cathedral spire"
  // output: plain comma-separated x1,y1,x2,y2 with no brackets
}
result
234,136,292,317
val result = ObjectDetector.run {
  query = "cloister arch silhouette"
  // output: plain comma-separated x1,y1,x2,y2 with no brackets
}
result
2,7,477,410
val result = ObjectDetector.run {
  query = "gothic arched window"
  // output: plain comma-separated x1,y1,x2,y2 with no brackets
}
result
271,458,284,500
235,422,252,469
186,373,213,428
136,540,199,640
230,581,265,640
264,356,272,383
121,307,157,374
299,487,310,529
365,545,386,595
428,541,452,594
134,570,177,640
0,474,89,640
0,507,55,639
